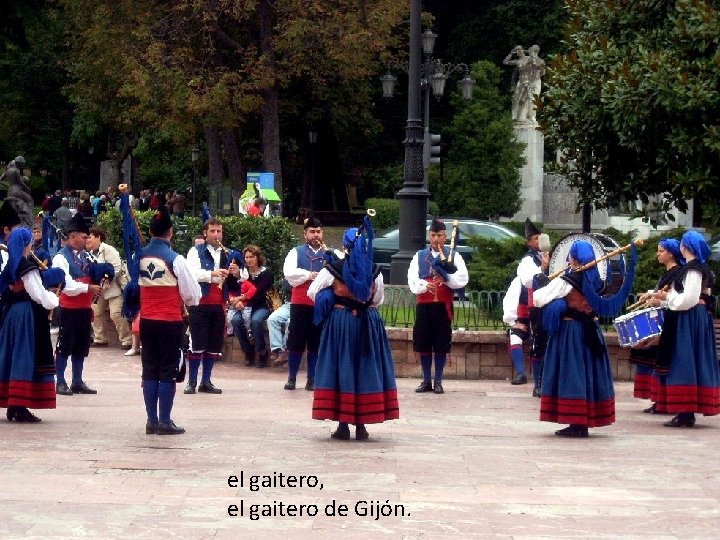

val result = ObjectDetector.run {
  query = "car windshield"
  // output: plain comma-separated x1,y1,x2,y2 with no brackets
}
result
379,220,517,242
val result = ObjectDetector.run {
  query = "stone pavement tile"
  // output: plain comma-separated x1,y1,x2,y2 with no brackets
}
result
2,348,720,539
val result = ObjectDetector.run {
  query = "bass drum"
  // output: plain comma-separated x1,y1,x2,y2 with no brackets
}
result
548,232,624,295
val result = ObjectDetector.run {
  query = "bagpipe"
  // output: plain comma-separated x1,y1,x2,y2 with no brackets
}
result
432,220,460,280
216,241,245,292
118,184,144,320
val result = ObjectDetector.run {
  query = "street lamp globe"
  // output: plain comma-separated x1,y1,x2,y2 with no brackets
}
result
460,76,476,101
421,28,437,55
430,71,447,98
380,72,397,99
191,146,200,162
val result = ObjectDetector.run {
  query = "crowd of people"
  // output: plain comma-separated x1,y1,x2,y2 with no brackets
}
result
0,191,718,442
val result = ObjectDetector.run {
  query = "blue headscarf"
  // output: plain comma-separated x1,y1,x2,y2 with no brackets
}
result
658,238,685,265
342,215,375,302
0,227,32,293
313,215,376,326
543,239,637,332
680,230,710,263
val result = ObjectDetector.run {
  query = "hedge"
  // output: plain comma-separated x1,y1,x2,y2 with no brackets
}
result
96,209,298,285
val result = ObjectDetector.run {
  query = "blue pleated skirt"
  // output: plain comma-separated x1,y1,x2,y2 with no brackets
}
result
312,306,399,425
540,319,615,427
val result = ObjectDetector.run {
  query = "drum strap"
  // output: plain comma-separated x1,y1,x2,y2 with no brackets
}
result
654,310,679,375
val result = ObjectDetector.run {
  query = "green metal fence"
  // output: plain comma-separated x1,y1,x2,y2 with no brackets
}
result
379,286,720,331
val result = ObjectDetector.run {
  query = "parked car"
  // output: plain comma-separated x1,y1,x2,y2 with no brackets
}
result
709,234,720,262
373,219,521,281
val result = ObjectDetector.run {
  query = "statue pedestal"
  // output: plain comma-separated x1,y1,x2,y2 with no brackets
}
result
511,123,544,223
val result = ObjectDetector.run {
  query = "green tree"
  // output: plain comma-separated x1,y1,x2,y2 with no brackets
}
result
540,0,720,225
0,1,71,189
432,61,524,219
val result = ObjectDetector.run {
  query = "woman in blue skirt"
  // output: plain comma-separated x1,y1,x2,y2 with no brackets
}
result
0,228,64,422
650,230,720,427
629,238,684,413
533,240,636,437
308,216,399,441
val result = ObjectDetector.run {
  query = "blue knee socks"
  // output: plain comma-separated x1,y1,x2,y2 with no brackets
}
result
532,359,543,389
142,380,159,424
158,381,176,424
306,351,317,380
510,346,526,375
56,355,68,385
201,354,218,385
420,354,432,382
287,351,303,378
434,354,447,384
187,352,202,385
71,355,85,385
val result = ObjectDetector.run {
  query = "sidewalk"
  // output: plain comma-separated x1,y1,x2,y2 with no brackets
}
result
1,346,719,539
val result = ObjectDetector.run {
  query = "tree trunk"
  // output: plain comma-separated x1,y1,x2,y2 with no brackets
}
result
259,0,283,211
205,126,224,187
110,136,137,189
221,128,246,194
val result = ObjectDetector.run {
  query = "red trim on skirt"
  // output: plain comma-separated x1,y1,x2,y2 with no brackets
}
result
0,380,56,409
633,373,653,399
652,383,720,415
540,396,615,427
312,389,400,425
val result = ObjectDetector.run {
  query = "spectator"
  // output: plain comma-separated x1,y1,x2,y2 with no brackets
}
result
246,197,267,217
53,199,72,232
76,194,93,219
48,190,62,216
231,245,274,368
268,279,292,366
168,190,187,219
86,228,132,349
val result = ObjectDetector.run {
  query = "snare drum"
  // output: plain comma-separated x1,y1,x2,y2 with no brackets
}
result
613,308,665,347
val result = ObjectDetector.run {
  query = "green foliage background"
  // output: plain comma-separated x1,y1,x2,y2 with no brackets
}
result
97,210,298,285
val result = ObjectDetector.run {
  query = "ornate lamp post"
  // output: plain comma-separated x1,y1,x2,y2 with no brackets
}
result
383,5,475,284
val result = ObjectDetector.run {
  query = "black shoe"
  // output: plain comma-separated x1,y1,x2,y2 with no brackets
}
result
197,382,222,394
532,387,541,398
146,421,158,434
7,407,41,423
70,382,97,394
256,353,268,368
511,373,528,385
56,382,73,396
355,425,369,441
433,382,444,394
554,425,589,438
183,383,196,394
244,350,256,367
305,378,314,391
415,381,433,393
284,378,296,390
156,420,185,435
91,341,108,347
120,343,133,350
663,414,695,428
643,403,658,414
331,423,350,440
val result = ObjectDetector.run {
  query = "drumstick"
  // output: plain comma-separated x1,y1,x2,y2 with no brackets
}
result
626,285,669,312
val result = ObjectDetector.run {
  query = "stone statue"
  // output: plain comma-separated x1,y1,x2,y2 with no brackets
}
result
1,156,35,228
503,45,545,124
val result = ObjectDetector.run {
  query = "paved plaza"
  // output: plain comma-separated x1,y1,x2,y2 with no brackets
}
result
1,346,719,539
